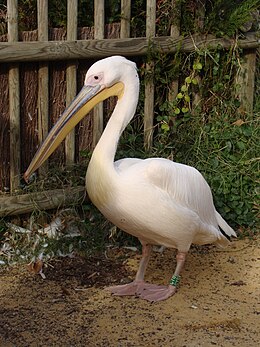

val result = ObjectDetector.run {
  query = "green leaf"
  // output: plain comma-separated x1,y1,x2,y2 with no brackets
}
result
237,141,245,150
211,157,219,168
213,66,219,75
184,95,190,102
161,123,170,132
193,62,202,70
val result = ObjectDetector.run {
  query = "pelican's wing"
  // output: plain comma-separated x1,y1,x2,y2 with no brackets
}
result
143,158,236,238
134,158,218,227
114,158,142,173
116,158,216,223
116,157,235,243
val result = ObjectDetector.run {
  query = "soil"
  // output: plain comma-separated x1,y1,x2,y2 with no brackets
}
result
0,236,259,347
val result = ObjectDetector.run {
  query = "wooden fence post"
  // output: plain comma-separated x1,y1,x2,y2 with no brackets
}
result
0,186,86,217
192,1,205,111
121,0,131,38
92,0,104,148
168,0,180,103
65,0,78,164
7,0,20,193
144,0,156,151
37,0,49,176
235,49,256,115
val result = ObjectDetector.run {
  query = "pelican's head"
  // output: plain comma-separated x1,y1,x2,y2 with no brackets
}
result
24,56,138,182
84,56,137,90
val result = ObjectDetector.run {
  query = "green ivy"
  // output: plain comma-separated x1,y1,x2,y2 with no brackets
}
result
170,113,259,229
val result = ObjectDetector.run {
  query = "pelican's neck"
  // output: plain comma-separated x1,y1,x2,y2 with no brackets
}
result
93,79,139,166
86,72,139,207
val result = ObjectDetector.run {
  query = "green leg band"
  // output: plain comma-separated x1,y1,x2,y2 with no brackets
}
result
170,275,181,287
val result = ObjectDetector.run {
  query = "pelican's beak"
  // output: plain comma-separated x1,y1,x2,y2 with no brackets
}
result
24,81,124,182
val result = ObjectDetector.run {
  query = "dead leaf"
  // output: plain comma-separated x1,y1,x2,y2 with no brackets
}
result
232,119,245,126
27,259,43,274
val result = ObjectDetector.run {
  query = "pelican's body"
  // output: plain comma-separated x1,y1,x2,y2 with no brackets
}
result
88,157,230,250
24,56,236,302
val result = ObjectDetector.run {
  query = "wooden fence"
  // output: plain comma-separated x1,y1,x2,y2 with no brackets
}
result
0,0,259,216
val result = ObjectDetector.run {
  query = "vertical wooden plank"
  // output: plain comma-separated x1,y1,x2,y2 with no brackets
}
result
192,0,205,111
168,0,180,102
37,0,49,176
66,0,78,164
7,0,20,192
144,0,156,150
93,0,104,148
235,49,256,115
120,0,131,38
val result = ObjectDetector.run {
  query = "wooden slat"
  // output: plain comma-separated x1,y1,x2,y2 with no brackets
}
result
0,186,86,217
37,0,49,176
0,33,258,63
92,0,104,148
120,0,131,38
168,0,180,102
7,0,20,193
65,0,78,164
192,1,206,111
144,0,156,150
235,49,256,115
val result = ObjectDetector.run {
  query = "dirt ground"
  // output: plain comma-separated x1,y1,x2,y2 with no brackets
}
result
0,236,259,347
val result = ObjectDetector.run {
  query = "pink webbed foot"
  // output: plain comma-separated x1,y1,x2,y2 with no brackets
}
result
138,284,177,302
105,281,177,302
105,281,164,297
105,281,144,296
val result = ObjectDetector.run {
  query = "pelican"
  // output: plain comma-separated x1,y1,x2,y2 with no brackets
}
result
24,56,236,302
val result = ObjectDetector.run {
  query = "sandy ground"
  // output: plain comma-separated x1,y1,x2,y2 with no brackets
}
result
0,236,259,347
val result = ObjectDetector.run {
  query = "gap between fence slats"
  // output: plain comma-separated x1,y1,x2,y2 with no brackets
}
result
65,0,78,165
37,0,49,177
144,0,156,150
7,0,20,193
92,0,104,148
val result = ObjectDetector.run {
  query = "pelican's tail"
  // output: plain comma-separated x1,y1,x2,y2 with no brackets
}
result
216,211,237,238
214,211,237,247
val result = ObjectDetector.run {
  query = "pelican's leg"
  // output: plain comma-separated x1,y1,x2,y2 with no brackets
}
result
105,242,152,296
138,251,187,302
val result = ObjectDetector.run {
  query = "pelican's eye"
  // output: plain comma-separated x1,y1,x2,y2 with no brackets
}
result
85,72,104,85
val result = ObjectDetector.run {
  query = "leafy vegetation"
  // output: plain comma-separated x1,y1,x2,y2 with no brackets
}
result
204,0,260,36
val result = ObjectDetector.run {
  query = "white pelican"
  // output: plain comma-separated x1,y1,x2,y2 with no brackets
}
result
24,56,236,302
